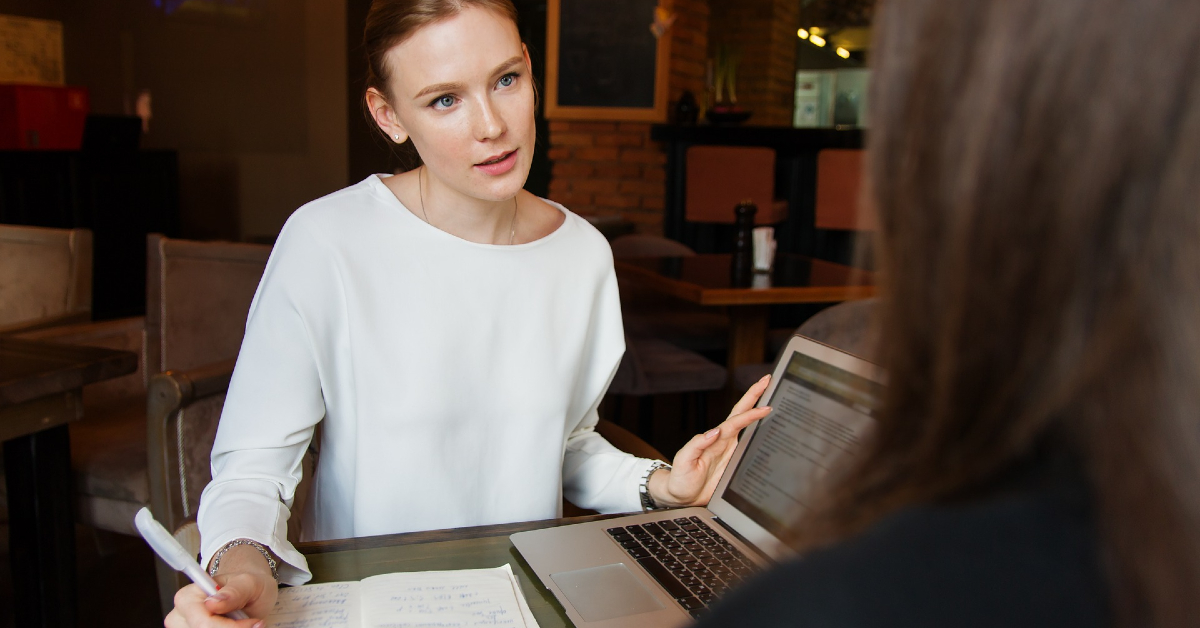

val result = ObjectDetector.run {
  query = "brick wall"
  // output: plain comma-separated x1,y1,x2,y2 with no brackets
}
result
546,0,708,234
710,0,799,126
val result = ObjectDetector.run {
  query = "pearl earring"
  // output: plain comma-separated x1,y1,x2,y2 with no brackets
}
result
393,134,400,141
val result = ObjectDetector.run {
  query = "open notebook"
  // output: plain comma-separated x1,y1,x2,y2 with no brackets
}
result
265,565,540,628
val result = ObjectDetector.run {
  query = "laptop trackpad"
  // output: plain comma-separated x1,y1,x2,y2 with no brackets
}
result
551,563,666,622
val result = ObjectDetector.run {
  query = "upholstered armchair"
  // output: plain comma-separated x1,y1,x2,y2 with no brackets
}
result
0,224,92,335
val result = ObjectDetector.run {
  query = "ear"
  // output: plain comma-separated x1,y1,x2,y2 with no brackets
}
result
365,87,408,143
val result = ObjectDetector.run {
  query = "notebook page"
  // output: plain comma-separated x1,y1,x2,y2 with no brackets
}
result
360,565,537,628
266,581,361,628
505,565,540,628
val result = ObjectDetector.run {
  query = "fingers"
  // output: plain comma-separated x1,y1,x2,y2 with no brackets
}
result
672,426,722,466
727,374,771,418
211,572,279,620
676,404,771,464
718,404,773,435
169,583,261,628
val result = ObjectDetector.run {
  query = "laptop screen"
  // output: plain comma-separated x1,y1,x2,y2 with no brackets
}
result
721,348,882,541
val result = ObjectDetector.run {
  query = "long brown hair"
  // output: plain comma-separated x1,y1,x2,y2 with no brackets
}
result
796,0,1200,626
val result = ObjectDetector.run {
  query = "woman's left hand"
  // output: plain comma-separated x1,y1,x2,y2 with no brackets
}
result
648,375,773,508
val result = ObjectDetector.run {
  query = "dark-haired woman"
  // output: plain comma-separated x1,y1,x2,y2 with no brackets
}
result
697,0,1200,626
166,1,771,625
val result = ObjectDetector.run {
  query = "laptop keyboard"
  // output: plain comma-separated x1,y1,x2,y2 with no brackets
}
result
606,516,758,618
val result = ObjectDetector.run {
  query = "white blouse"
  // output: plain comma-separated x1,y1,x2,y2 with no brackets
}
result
197,174,654,584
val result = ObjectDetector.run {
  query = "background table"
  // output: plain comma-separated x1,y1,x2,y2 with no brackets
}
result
615,254,875,373
0,337,138,628
299,515,617,628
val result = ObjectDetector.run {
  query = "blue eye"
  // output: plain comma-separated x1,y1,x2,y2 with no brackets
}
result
432,95,455,109
498,73,517,88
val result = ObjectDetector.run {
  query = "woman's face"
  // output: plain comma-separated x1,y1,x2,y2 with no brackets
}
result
379,7,534,204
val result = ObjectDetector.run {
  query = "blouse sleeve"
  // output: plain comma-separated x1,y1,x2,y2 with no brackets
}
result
562,406,659,514
196,217,340,586
560,239,659,514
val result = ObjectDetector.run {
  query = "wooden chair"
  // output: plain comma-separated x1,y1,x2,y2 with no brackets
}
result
815,149,874,231
140,235,272,613
146,360,239,613
813,148,876,268
684,146,789,225
14,234,272,615
0,224,92,335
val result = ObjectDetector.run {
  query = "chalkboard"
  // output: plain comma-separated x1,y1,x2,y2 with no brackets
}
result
545,0,671,121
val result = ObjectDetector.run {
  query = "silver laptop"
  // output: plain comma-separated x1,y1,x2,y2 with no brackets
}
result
512,334,884,627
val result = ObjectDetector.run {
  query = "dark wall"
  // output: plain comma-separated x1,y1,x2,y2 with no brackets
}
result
346,0,392,182
3,0,348,242
0,0,63,19
512,0,549,198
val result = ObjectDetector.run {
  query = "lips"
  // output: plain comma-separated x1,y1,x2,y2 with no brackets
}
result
474,149,518,176
477,150,515,166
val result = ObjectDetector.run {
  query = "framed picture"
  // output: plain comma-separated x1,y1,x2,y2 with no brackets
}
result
545,0,671,122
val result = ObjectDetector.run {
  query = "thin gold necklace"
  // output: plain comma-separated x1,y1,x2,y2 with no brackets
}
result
418,165,517,245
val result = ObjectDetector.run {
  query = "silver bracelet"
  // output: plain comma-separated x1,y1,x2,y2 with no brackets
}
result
639,460,673,511
208,538,279,583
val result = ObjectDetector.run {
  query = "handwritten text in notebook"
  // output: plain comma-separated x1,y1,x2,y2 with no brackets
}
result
265,565,540,628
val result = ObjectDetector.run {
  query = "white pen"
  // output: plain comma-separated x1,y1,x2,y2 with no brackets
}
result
134,507,251,620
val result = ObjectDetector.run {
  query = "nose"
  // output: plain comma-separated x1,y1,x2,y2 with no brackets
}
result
472,96,506,142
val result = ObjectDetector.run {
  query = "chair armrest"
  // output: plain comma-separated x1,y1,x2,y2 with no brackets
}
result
146,358,236,534
12,316,142,343
0,311,91,336
146,358,236,616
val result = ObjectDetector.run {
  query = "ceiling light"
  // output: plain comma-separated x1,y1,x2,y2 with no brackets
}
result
810,34,826,47
836,47,850,58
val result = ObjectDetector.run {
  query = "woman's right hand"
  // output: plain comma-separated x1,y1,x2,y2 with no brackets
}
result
165,546,278,628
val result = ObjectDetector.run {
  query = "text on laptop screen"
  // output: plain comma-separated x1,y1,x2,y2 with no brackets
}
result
724,350,882,540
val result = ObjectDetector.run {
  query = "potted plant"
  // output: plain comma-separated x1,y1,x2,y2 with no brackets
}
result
707,45,752,124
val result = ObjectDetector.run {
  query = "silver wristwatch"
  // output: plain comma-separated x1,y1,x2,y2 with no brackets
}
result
639,460,672,511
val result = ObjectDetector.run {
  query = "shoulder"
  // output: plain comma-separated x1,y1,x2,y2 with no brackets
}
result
535,196,612,259
283,175,393,235
699,485,1108,628
273,175,396,252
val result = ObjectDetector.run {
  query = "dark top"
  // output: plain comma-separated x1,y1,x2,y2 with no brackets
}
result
697,459,1110,627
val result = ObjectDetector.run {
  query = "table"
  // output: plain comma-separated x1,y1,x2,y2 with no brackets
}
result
615,254,875,373
299,515,616,628
0,337,138,628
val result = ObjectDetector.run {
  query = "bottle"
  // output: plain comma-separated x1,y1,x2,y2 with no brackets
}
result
673,90,698,125
730,200,757,286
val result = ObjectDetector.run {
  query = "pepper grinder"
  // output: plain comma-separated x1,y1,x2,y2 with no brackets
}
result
730,199,757,286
